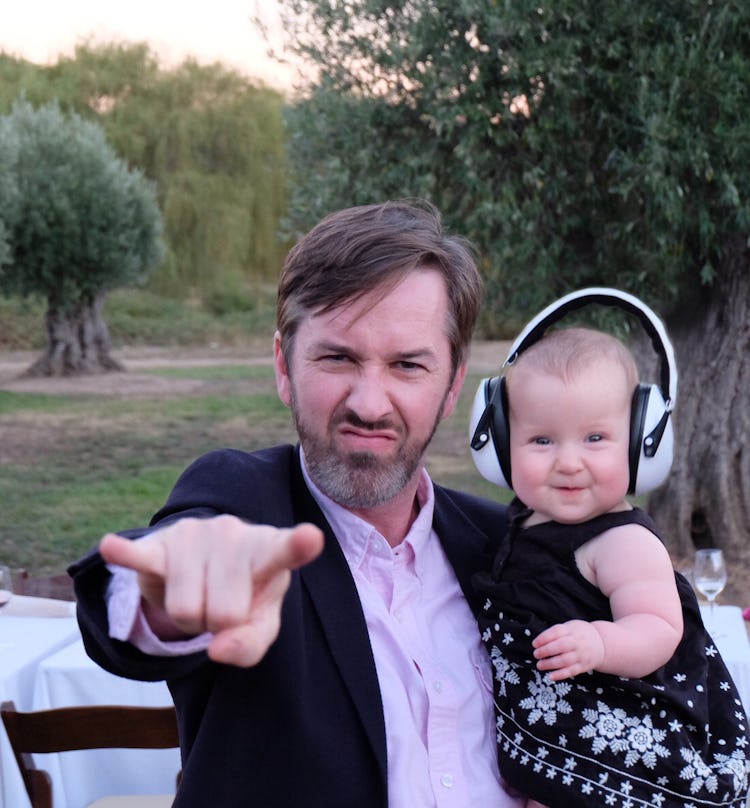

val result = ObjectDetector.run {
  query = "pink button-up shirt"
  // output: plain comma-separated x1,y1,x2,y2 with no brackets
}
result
108,459,522,807
304,464,520,808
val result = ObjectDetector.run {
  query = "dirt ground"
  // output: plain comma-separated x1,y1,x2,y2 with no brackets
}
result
1,342,747,612
0,343,275,396
0,341,512,395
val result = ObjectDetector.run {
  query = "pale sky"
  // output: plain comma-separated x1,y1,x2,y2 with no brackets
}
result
1,0,295,91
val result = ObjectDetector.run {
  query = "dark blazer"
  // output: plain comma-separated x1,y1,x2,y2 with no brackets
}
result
70,444,508,807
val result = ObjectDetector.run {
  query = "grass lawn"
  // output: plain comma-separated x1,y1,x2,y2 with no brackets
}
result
0,361,511,577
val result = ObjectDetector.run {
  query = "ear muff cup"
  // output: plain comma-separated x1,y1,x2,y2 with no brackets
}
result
469,376,512,489
628,383,674,496
628,384,650,495
471,377,675,495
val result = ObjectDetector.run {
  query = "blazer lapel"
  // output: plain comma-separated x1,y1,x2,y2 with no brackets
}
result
432,485,499,610
289,456,388,781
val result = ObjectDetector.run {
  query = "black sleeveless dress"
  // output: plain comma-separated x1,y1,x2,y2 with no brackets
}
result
473,500,750,808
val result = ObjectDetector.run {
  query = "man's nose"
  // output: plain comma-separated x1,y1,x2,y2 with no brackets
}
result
345,369,393,422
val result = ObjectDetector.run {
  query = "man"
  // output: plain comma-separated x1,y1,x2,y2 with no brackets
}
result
71,200,524,806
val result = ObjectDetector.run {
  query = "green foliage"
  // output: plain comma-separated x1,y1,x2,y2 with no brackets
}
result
0,287,278,350
104,286,277,346
0,115,19,270
0,295,46,349
0,98,164,307
0,43,289,298
279,0,750,331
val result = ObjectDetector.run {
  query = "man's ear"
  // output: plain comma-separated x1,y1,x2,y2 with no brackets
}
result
441,362,468,419
273,332,292,407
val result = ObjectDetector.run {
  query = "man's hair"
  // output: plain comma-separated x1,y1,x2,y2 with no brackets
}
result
506,327,639,391
276,200,483,372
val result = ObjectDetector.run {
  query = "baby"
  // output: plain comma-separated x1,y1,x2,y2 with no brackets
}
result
472,324,750,807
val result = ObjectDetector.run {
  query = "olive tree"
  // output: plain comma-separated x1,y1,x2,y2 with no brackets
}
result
278,1,750,565
0,99,164,375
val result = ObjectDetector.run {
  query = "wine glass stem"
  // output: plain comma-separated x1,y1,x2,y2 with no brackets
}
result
708,598,717,632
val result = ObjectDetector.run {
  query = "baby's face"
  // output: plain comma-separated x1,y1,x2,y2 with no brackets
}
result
507,362,632,525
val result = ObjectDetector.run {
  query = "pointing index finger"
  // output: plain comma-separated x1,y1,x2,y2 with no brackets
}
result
256,523,324,579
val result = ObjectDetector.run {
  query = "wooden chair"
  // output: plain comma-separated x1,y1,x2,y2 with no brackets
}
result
13,569,76,601
0,701,179,808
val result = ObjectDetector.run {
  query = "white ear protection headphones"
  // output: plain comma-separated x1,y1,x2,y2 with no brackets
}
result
469,287,678,497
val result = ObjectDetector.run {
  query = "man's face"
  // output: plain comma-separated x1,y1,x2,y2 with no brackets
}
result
274,269,466,510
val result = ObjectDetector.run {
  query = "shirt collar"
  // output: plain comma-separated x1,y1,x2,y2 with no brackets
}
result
299,447,436,571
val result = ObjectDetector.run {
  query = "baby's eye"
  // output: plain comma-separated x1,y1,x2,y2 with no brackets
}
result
586,433,603,443
533,436,551,446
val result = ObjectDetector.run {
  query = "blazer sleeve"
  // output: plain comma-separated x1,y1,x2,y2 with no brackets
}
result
69,444,299,681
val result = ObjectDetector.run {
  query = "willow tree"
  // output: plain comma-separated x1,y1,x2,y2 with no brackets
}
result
51,44,287,294
0,44,288,299
278,1,750,564
0,99,164,375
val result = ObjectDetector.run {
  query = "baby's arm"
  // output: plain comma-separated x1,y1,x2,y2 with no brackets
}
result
533,523,683,681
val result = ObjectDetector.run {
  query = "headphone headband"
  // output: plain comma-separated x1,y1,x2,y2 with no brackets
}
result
470,287,678,495
504,287,677,408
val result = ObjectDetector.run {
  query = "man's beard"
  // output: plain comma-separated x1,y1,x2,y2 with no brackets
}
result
291,393,446,510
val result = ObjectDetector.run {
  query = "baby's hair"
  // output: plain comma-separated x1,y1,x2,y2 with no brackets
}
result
505,327,639,390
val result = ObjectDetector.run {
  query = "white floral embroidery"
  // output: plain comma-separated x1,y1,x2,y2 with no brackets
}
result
714,749,750,794
579,702,670,768
489,646,521,697
518,671,573,726
679,747,718,794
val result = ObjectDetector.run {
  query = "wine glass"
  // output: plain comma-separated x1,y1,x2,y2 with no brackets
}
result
693,549,727,630
0,565,13,607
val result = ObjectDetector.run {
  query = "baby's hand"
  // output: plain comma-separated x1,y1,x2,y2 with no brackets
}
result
532,620,605,681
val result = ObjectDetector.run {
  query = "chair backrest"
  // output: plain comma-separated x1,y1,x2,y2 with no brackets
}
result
13,569,76,601
1,701,179,808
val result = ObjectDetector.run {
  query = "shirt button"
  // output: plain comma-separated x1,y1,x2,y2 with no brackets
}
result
440,774,454,789
433,680,443,693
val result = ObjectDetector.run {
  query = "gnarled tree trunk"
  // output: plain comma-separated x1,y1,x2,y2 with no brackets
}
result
24,292,124,377
648,235,750,593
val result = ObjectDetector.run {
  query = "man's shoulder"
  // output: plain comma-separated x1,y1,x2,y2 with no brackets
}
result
153,444,300,526
432,485,508,588
188,444,297,476
433,483,509,536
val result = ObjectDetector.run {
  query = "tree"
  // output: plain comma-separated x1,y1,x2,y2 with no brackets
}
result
50,45,289,294
0,44,289,299
277,1,750,566
0,121,18,271
0,99,164,375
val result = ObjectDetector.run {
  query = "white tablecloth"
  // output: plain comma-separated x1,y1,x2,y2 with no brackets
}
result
700,603,750,716
0,614,80,808
31,639,180,808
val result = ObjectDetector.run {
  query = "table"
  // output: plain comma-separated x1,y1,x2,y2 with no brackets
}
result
0,614,80,808
700,603,750,716
31,639,180,808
